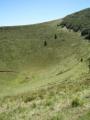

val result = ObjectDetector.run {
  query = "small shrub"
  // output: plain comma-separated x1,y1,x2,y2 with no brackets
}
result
71,97,84,107
80,58,83,62
54,34,57,39
44,40,47,46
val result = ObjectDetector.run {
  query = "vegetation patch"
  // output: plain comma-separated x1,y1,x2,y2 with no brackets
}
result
71,97,84,107
60,8,90,40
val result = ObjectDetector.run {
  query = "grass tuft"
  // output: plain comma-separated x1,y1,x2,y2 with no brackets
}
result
71,97,84,107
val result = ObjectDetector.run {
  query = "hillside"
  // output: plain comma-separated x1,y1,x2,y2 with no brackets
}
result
60,8,90,39
0,9,90,120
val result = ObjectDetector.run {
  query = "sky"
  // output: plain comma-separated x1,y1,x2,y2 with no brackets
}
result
0,0,90,26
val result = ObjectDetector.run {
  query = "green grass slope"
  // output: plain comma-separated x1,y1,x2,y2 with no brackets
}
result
0,9,90,120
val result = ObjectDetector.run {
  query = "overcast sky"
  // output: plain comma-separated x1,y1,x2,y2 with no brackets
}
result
0,0,90,26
